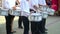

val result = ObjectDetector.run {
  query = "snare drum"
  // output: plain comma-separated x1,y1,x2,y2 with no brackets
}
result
47,8,55,15
8,9,21,16
0,8,8,16
42,11,48,18
28,12,42,21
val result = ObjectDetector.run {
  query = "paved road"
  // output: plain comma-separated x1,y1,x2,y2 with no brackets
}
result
0,16,60,34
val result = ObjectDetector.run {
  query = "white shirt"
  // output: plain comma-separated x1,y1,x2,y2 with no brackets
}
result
3,0,16,9
38,0,46,5
20,0,30,13
20,0,30,17
29,0,38,10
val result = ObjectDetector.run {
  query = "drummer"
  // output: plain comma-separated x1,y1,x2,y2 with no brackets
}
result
15,0,23,29
19,0,30,34
38,0,48,33
3,0,16,34
29,0,42,34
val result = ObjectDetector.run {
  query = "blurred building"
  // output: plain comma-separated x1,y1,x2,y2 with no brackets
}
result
58,0,60,15
0,0,2,7
58,0,60,11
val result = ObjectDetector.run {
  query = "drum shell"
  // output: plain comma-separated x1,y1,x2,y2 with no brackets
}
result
28,13,42,21
8,9,21,16
42,11,48,18
47,8,55,15
0,9,8,16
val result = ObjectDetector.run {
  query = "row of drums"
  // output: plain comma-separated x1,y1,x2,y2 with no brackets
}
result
0,7,21,16
0,6,55,21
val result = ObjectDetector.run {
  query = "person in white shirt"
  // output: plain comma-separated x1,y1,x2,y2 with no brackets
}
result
15,0,23,29
3,0,16,34
38,0,48,34
29,0,42,34
19,0,30,34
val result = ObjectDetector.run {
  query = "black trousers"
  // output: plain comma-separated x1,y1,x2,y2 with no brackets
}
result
18,16,23,27
40,18,46,33
30,9,41,34
31,21,42,34
19,16,29,34
5,14,15,34
31,18,46,34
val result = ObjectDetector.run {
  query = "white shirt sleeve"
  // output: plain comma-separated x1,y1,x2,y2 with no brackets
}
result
3,0,10,9
38,0,46,5
34,0,38,6
30,0,38,6
3,0,16,9
20,0,30,13
8,0,16,9
30,0,38,9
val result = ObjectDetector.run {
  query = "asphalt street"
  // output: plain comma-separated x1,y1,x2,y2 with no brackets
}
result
0,16,60,34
